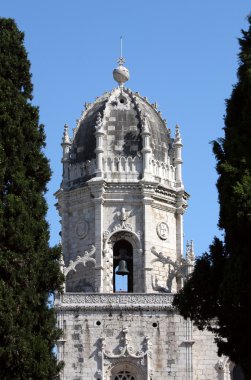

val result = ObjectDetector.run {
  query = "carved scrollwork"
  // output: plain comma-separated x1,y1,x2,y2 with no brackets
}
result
63,245,96,276
99,328,151,380
101,328,149,359
113,223,133,232
103,230,111,241
151,247,191,292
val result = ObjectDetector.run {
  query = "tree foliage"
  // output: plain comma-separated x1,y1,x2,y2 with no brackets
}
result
174,15,251,378
0,18,63,379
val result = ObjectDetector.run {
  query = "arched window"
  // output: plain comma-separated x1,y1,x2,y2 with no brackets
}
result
113,240,133,293
113,370,136,380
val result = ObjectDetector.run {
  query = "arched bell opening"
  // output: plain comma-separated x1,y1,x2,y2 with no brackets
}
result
113,240,133,293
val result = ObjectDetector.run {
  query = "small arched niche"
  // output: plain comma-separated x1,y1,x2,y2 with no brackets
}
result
113,240,133,293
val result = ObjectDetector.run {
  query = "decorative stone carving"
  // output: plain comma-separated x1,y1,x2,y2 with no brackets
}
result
103,230,111,241
103,230,142,252
151,247,190,292
99,328,152,380
95,112,103,131
64,245,96,276
156,221,169,240
186,240,195,263
136,231,143,240
216,357,231,380
151,247,174,266
152,273,176,293
75,219,88,239
113,223,133,232
61,293,174,307
113,207,134,231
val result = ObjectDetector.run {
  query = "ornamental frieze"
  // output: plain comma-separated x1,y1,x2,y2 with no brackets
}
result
60,293,174,306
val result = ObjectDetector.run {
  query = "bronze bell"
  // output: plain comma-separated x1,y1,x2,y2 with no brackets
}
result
116,260,129,276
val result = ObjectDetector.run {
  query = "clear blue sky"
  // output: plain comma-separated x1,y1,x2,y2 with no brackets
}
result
1,1,250,256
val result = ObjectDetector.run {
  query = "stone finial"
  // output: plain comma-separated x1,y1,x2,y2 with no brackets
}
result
95,112,103,130
152,101,158,110
62,124,71,145
186,240,195,263
141,113,150,133
59,254,65,273
84,102,91,110
175,124,182,143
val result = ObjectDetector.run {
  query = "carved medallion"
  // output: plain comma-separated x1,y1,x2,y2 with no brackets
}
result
76,219,88,239
156,221,169,240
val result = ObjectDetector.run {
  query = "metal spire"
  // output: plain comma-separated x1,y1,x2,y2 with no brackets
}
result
118,36,125,66
113,36,129,87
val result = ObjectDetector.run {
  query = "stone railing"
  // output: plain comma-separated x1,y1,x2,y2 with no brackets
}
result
149,159,175,187
55,292,175,311
103,155,143,181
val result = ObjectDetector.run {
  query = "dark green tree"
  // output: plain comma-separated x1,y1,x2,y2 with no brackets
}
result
174,15,251,379
0,18,63,379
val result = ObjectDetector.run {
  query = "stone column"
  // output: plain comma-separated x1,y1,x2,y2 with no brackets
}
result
141,114,152,179
176,211,183,261
93,196,104,292
176,203,184,291
173,124,183,188
61,124,71,188
57,311,66,380
95,112,105,178
185,319,194,380
88,179,105,293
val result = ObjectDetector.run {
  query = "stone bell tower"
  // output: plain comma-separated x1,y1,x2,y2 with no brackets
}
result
55,56,230,379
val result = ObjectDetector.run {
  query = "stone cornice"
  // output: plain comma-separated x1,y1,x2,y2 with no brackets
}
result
104,182,141,193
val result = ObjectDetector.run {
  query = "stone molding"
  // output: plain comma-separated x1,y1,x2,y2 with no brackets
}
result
103,229,142,251
56,293,174,311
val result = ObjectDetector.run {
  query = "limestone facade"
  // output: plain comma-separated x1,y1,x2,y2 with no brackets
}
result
55,61,232,379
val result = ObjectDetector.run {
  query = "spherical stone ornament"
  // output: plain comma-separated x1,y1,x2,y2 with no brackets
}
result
156,221,169,240
113,65,130,86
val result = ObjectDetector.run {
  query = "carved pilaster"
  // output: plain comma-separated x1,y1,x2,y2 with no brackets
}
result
142,190,154,293
184,319,194,380
89,181,105,292
173,124,183,188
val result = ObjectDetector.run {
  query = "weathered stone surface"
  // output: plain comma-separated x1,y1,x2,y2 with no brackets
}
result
56,69,231,379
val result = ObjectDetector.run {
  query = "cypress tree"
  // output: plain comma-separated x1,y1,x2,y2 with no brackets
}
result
174,15,251,378
0,18,63,379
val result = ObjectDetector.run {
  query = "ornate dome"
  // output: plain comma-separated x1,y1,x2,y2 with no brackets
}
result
61,62,183,190
70,87,171,164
